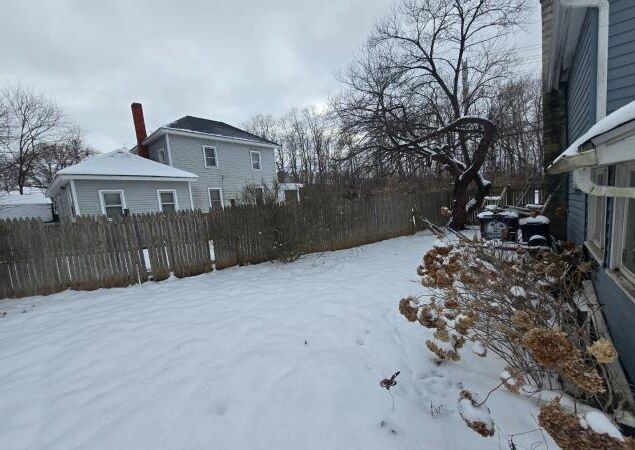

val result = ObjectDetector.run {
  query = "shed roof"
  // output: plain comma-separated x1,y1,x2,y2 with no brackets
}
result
56,149,198,179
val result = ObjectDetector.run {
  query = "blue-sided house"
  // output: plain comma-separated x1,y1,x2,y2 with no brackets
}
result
542,0,635,393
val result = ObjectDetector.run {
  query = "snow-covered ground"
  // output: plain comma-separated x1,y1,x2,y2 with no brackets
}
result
0,232,555,450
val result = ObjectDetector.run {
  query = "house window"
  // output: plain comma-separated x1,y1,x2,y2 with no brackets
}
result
158,148,167,164
587,167,608,256
250,151,261,170
203,146,218,167
158,190,178,213
208,188,224,211
99,190,126,219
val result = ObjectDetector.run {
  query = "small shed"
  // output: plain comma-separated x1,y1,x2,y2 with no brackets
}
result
277,183,303,203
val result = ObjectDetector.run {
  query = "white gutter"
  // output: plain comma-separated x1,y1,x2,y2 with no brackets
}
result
547,148,599,174
572,167,635,198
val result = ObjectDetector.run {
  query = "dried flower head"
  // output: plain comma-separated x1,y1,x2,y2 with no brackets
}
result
500,367,524,394
426,340,460,361
538,399,632,449
458,390,495,437
559,358,606,394
522,328,575,368
435,269,451,285
418,307,438,329
399,297,419,323
512,311,534,331
588,339,618,364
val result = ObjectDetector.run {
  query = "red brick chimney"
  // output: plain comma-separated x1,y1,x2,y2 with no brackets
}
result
131,102,149,158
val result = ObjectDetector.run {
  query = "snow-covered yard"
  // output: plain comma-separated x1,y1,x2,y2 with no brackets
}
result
0,232,554,450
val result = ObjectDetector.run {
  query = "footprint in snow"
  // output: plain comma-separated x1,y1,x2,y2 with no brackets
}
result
380,420,397,435
355,337,365,346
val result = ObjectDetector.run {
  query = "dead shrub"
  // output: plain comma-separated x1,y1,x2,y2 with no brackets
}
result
538,399,633,450
397,236,624,414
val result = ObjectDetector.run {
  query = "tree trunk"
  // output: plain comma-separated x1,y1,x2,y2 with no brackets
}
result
449,176,470,230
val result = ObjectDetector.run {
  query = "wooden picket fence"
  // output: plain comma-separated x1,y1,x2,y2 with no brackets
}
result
0,190,451,299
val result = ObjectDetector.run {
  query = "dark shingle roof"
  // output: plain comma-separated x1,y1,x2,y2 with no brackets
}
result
166,116,278,146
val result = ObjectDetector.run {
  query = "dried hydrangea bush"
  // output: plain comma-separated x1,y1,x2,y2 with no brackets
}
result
399,234,631,443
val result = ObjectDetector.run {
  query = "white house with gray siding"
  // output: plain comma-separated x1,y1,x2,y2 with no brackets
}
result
542,0,635,390
140,114,280,210
47,103,295,219
47,150,198,219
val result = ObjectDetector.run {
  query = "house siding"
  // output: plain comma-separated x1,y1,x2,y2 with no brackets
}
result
566,9,597,245
147,135,169,164
73,179,192,217
592,270,635,384
607,0,635,113
166,134,277,211
567,175,587,244
567,9,598,145
562,2,635,386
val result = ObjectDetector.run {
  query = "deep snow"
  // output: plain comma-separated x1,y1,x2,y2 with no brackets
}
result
0,233,555,450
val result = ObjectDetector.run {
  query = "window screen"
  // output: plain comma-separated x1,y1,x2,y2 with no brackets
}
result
204,147,217,167
159,191,176,213
209,189,223,211
103,192,124,219
251,151,261,170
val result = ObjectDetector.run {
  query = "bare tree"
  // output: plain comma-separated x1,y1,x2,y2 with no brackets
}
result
242,113,285,175
32,126,96,188
487,76,542,180
333,0,528,229
0,85,66,193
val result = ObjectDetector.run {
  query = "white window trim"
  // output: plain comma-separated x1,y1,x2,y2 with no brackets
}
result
165,134,173,165
586,166,609,262
203,145,218,168
250,150,261,171
208,188,224,211
610,161,635,285
157,147,167,164
98,189,127,217
157,189,179,212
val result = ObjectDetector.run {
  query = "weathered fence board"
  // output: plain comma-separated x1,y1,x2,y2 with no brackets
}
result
0,191,451,299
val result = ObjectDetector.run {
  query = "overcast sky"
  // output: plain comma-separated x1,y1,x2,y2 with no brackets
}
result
0,0,541,152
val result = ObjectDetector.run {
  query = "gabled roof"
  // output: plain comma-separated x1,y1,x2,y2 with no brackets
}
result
164,116,278,146
56,149,198,179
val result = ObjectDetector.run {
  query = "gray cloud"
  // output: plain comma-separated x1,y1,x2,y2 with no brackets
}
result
0,0,541,151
